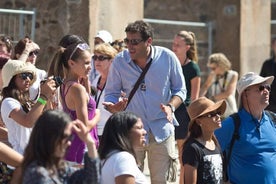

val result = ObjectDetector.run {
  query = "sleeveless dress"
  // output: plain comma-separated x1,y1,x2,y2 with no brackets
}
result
61,81,99,163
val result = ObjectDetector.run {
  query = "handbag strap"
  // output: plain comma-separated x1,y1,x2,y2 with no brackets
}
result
124,58,153,110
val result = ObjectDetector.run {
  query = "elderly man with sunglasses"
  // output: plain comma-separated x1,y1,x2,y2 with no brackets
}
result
103,20,186,184
215,72,276,184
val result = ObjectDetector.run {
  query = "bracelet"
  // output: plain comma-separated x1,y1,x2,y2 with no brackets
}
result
40,93,48,101
37,97,47,105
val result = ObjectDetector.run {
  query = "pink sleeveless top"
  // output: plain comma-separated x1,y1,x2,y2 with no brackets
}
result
60,81,99,163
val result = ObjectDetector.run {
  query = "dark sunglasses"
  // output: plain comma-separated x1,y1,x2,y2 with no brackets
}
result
19,73,34,80
29,50,39,57
92,55,111,61
259,84,271,92
124,38,144,45
202,111,222,118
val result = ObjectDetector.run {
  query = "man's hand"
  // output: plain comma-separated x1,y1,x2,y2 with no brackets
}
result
103,98,128,113
160,103,173,123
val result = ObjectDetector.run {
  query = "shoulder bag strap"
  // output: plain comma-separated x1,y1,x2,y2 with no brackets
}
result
124,57,153,110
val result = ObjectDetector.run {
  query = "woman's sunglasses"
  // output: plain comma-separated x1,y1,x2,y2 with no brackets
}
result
92,55,111,61
29,50,39,57
201,111,222,118
19,73,34,80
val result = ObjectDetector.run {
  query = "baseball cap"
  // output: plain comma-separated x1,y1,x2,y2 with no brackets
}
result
95,30,113,44
237,72,274,107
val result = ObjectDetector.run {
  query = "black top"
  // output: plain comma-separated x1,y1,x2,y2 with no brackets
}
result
182,138,223,184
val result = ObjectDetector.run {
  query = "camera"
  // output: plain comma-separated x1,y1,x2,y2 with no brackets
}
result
40,76,63,87
53,76,63,87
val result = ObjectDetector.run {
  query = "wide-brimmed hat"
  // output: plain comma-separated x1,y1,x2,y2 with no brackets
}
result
237,72,274,108
2,59,37,88
187,97,226,130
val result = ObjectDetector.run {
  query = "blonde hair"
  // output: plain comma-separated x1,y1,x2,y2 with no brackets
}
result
94,43,118,59
207,53,231,71
176,30,198,62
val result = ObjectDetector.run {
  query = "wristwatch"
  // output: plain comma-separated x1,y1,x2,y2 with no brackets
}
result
166,103,175,113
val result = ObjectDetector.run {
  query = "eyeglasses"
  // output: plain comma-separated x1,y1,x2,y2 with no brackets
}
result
69,43,90,60
201,111,221,118
19,73,34,80
124,38,144,45
258,84,271,92
29,50,39,57
92,55,111,61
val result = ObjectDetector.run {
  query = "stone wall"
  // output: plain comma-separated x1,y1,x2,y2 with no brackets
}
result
0,0,90,70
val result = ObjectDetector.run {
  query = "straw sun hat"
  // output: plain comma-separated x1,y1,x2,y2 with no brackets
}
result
187,97,226,130
2,59,37,88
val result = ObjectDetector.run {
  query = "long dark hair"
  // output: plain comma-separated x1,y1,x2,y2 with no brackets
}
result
98,111,139,162
1,75,32,112
183,119,220,148
22,110,72,174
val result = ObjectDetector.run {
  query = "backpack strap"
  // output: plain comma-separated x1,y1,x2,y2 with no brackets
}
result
227,113,240,163
223,113,241,181
265,110,276,125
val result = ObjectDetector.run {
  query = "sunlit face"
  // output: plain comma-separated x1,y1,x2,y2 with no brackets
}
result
128,118,147,148
125,32,149,61
15,72,34,92
0,41,8,54
93,52,112,74
172,35,190,61
94,37,105,46
242,82,270,109
26,50,39,65
208,63,224,75
198,110,222,131
71,50,92,78
54,123,74,158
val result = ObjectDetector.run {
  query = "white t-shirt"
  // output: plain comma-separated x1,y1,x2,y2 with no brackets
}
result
29,68,47,101
1,98,32,154
91,75,111,136
101,151,147,184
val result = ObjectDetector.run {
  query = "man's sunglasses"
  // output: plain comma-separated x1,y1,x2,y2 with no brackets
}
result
19,73,34,80
92,55,111,61
124,38,144,46
29,50,39,57
258,84,271,92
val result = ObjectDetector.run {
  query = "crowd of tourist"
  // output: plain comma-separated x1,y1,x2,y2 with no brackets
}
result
0,19,276,184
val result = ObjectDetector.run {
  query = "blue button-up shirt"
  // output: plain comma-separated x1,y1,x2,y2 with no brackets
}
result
105,46,186,143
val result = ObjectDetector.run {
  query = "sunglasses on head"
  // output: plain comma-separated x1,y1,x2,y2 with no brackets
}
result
202,111,222,118
124,38,144,46
69,43,90,60
258,84,271,92
92,55,111,61
19,72,34,80
29,50,39,57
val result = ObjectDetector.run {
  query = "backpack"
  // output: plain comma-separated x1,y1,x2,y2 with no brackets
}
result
222,110,276,182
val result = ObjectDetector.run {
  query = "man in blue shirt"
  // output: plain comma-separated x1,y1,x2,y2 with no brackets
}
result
103,20,186,184
215,72,276,184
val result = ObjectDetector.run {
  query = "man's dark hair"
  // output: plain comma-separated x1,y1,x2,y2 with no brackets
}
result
125,20,154,41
